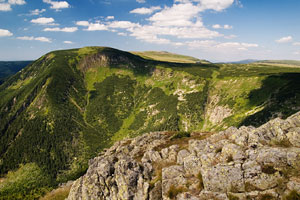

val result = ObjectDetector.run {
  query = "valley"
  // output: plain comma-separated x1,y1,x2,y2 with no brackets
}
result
0,47,300,199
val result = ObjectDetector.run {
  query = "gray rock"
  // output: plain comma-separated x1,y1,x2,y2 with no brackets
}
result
68,112,300,200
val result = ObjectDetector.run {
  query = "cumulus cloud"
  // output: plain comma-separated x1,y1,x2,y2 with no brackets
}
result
117,32,127,36
224,34,237,39
75,0,240,46
109,21,139,29
29,8,46,15
0,29,13,37
76,21,89,26
224,24,232,29
276,36,293,43
8,0,25,5
43,27,78,32
293,42,300,46
31,17,55,25
213,24,232,29
76,21,108,31
130,6,161,15
17,36,52,43
0,0,26,11
63,40,73,44
106,16,114,20
148,3,200,27
0,3,11,11
186,40,258,51
212,24,221,29
136,0,145,3
43,0,69,10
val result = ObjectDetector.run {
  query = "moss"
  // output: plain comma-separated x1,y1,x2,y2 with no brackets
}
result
228,193,240,200
167,185,187,199
259,193,275,200
227,155,234,163
261,165,277,174
283,190,300,200
215,147,222,153
197,172,204,191
270,138,292,148
170,131,191,140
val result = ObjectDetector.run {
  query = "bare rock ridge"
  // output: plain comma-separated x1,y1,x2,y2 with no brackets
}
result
68,111,300,200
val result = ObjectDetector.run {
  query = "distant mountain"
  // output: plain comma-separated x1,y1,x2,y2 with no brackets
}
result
131,51,210,64
255,60,300,67
228,59,259,64
0,46,300,199
0,61,32,84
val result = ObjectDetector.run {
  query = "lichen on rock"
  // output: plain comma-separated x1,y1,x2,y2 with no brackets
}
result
68,111,300,200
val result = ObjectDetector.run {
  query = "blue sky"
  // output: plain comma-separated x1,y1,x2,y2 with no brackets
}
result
0,0,300,62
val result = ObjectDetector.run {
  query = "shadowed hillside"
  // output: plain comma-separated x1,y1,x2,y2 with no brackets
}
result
0,47,300,199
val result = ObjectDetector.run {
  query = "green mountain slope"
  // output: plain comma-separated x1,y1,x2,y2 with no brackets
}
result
0,61,32,84
0,47,300,199
131,51,210,64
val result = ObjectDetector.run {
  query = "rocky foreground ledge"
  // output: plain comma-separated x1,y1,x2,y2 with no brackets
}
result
68,112,300,200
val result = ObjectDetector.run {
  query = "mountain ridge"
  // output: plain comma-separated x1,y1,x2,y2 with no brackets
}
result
0,46,300,199
68,111,300,200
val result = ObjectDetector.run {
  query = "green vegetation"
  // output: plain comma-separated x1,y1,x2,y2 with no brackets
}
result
170,131,191,140
131,51,209,64
167,185,187,199
283,190,300,200
0,61,32,84
1,46,300,199
0,163,51,200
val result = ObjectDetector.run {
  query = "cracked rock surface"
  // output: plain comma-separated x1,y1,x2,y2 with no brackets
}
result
68,112,300,200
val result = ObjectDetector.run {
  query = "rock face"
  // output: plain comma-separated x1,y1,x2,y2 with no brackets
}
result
68,112,300,200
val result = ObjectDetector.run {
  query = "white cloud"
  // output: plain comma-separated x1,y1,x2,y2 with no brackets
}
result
29,8,46,15
106,16,114,20
136,0,145,3
224,24,232,29
43,0,69,10
8,0,26,5
31,17,55,25
43,27,78,32
198,0,235,11
213,24,232,29
293,42,300,46
128,24,222,43
117,32,127,36
149,3,200,27
0,29,13,37
276,36,293,43
0,0,26,11
130,6,161,15
175,0,234,11
212,24,221,29
76,21,89,26
76,20,108,31
17,36,52,43
86,23,108,31
293,52,300,55
63,40,73,44
109,21,139,29
224,34,237,39
75,0,236,46
0,3,11,11
186,40,258,51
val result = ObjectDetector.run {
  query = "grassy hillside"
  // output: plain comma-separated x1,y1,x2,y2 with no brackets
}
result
0,47,300,199
0,61,32,84
255,60,300,67
131,51,210,64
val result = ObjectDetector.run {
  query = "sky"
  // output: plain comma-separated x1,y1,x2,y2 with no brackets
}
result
0,0,300,62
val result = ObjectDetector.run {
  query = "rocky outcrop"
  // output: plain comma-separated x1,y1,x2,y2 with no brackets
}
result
68,112,300,200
